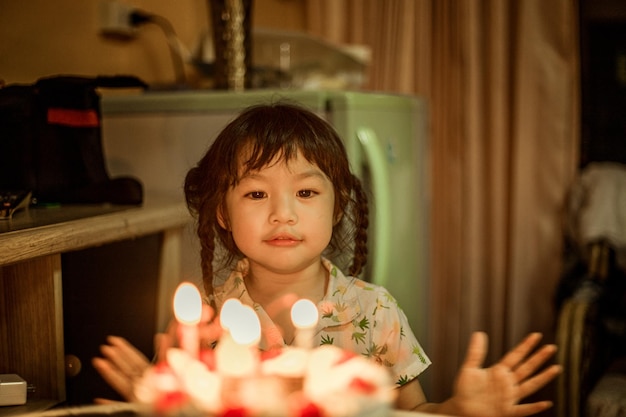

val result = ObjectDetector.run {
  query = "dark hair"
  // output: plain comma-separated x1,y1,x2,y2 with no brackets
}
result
184,102,369,297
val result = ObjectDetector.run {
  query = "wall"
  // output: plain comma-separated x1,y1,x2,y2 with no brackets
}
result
0,0,306,86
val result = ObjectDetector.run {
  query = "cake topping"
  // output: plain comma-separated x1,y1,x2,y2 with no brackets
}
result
133,283,396,416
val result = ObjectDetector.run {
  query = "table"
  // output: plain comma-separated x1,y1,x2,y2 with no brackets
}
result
0,198,192,415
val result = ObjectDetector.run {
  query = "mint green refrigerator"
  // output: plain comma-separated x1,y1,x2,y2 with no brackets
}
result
101,89,430,370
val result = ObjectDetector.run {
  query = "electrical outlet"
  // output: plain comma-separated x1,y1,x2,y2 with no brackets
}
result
98,0,137,39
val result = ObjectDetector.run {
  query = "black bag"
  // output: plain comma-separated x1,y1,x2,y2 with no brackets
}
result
0,75,147,205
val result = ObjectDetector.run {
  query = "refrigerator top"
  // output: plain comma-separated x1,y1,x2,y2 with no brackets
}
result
101,89,422,115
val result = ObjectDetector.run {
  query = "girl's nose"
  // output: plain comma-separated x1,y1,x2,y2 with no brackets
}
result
269,195,297,224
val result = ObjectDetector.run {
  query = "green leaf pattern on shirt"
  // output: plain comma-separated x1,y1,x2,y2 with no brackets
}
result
352,331,366,344
355,317,369,330
320,334,334,345
365,342,388,365
396,375,411,386
413,344,429,364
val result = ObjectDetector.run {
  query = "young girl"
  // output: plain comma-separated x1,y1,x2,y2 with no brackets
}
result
94,102,561,416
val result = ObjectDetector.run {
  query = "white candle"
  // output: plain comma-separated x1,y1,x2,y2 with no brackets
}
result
290,299,319,349
173,282,203,358
215,299,261,376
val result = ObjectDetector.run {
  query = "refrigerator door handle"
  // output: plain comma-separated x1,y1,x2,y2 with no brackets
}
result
356,127,391,288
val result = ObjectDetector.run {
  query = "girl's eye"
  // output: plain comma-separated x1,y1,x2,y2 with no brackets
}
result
297,189,315,198
246,191,266,199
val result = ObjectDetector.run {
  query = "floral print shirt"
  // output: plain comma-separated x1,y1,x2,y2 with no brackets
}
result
211,257,431,386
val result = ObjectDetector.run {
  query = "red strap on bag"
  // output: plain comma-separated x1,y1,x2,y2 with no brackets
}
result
47,108,100,127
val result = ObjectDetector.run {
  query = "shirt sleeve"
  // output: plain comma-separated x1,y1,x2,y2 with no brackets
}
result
369,286,432,386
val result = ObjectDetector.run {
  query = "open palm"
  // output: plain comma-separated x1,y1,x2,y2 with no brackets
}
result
452,332,562,417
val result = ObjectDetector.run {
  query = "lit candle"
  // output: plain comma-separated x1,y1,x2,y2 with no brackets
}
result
173,282,203,358
215,299,261,376
290,299,319,349
219,298,243,330
228,304,262,346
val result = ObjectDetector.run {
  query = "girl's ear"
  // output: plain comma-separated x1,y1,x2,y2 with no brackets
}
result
217,208,230,230
333,211,343,226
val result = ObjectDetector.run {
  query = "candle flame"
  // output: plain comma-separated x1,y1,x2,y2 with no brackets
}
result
219,298,242,330
291,299,318,329
219,298,261,346
173,282,202,325
230,305,261,345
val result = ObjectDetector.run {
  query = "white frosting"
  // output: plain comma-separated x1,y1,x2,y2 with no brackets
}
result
134,344,396,416
261,347,310,377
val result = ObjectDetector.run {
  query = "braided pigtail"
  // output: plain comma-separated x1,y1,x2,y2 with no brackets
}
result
348,174,369,277
185,163,219,303
197,207,216,300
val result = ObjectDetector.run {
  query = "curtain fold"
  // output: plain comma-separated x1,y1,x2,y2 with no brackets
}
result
305,0,580,406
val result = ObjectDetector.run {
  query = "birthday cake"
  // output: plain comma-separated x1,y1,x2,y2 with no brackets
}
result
132,343,395,417
131,292,397,417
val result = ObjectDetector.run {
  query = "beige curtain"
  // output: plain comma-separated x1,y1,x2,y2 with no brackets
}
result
306,0,580,405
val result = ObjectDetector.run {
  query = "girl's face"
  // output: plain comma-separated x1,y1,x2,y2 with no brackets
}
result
221,150,336,276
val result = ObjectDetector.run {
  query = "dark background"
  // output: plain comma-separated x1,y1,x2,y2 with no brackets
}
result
579,0,626,167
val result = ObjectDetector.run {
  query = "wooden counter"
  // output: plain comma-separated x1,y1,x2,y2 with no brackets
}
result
0,199,192,415
0,200,190,266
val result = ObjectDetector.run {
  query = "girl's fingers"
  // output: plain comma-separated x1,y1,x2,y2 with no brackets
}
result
107,335,148,363
517,364,563,399
93,398,122,405
155,332,174,361
461,331,489,369
201,304,216,322
92,357,135,401
199,320,223,347
498,333,543,371
512,343,558,381
100,336,150,377
510,400,554,417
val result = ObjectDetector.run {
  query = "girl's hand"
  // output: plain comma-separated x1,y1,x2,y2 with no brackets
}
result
154,304,223,360
92,335,150,403
93,304,222,403
451,332,562,417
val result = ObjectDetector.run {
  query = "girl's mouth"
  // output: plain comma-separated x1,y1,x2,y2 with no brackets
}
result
265,234,300,247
